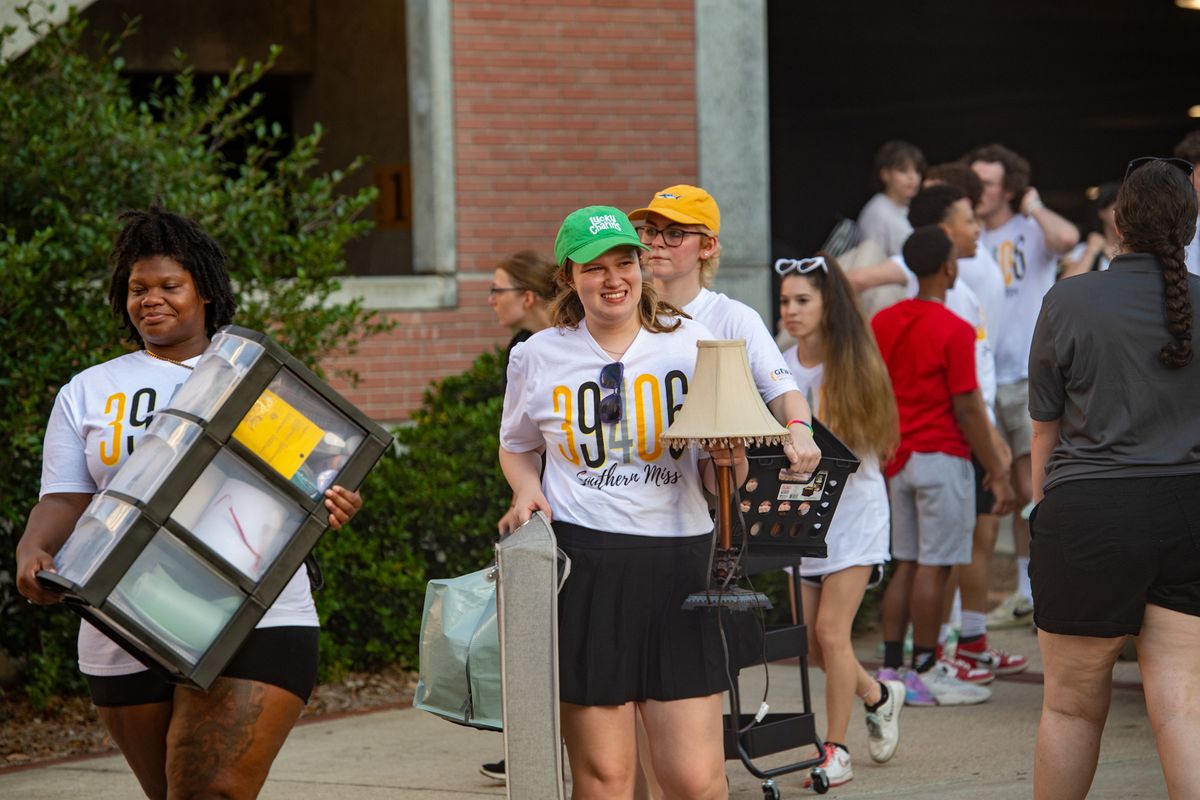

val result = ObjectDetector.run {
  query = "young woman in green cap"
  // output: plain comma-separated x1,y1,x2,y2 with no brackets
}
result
499,205,738,798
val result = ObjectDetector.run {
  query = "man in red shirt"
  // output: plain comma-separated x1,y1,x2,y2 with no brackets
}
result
871,226,1014,706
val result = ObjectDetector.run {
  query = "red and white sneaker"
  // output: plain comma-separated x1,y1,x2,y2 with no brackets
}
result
935,651,994,684
803,743,853,789
956,638,1029,676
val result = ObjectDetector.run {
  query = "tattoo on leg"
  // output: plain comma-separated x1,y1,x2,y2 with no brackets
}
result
171,679,266,791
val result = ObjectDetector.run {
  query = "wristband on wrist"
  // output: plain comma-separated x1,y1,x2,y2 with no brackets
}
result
787,419,814,434
1024,196,1044,215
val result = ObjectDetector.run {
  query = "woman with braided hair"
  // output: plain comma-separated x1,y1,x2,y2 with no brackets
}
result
16,205,363,799
1027,158,1200,799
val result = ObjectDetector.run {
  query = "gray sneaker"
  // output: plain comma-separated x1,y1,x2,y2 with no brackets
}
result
865,679,906,763
923,662,992,705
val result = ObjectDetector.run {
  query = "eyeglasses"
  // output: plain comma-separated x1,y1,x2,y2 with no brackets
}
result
1124,156,1195,182
636,225,708,248
488,285,526,297
774,256,828,276
599,361,624,424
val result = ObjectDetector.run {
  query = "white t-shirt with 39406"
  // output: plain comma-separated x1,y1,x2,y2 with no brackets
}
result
41,351,317,677
682,288,799,404
500,317,715,538
980,214,1057,384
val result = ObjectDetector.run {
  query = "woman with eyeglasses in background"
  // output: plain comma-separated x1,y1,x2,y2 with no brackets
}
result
777,253,905,789
479,249,557,783
488,250,557,380
1028,157,1200,799
500,206,740,799
490,252,558,542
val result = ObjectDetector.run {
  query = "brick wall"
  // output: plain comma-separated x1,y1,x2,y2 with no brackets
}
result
332,0,698,423
327,278,505,422
452,0,699,268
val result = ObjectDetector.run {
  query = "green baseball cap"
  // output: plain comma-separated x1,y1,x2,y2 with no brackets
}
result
553,205,649,267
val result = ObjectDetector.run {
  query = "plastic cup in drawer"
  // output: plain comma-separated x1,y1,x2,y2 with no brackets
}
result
167,332,265,422
170,450,308,580
54,495,140,587
108,529,244,665
105,414,203,502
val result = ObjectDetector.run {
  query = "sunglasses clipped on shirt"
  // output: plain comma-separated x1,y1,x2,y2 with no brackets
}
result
773,256,828,277
599,361,624,424
1124,156,1195,182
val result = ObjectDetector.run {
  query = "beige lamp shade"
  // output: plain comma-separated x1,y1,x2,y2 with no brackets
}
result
661,340,790,449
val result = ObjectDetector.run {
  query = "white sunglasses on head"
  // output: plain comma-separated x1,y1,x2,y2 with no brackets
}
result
774,256,828,276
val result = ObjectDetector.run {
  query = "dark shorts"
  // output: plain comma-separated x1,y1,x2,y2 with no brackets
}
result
972,455,995,516
554,523,743,706
1030,475,1200,637
86,626,321,707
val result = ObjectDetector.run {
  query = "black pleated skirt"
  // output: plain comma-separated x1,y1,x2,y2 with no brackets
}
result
554,521,743,706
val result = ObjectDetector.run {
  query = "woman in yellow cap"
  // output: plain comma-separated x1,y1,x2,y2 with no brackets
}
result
629,185,821,478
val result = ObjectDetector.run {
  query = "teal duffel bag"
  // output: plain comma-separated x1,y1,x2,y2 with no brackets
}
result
413,564,502,730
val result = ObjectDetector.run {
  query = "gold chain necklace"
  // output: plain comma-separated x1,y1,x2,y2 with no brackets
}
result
144,349,195,370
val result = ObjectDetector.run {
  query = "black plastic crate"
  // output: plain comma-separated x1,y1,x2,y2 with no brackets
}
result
723,711,818,760
739,419,860,571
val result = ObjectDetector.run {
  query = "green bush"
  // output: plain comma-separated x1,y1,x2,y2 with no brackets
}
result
313,349,510,676
0,6,389,702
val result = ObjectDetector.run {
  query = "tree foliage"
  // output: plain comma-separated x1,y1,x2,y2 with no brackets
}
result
0,5,390,700
314,350,511,677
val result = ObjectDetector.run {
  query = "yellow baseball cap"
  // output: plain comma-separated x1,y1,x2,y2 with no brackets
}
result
628,184,721,234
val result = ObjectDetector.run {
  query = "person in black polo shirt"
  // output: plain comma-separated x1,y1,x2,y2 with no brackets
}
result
1027,158,1200,799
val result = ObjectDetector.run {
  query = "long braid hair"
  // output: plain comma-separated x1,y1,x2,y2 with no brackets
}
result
108,204,236,347
1114,161,1199,369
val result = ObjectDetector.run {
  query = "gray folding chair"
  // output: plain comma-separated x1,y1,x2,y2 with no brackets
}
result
496,512,568,799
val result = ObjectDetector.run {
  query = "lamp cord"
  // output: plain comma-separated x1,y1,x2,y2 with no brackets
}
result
723,475,771,734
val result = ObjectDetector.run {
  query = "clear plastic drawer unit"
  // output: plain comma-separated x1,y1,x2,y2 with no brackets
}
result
40,326,393,689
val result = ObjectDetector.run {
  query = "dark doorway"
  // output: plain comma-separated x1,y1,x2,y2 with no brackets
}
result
767,0,1200,257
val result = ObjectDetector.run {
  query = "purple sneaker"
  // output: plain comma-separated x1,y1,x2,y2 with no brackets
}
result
902,668,936,706
875,667,902,683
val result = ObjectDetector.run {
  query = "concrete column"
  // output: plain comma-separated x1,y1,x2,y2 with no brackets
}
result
406,0,457,277
694,0,772,318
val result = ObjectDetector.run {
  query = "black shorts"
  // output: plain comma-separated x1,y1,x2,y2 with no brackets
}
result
86,626,320,707
554,523,740,706
972,455,995,516
1030,475,1200,637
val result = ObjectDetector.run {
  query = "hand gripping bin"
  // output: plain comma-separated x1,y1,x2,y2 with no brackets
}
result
38,326,393,690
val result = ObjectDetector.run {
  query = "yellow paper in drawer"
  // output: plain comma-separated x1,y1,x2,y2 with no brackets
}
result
232,389,324,479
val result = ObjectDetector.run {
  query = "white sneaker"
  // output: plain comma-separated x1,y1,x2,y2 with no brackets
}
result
865,679,905,763
804,743,853,789
986,591,1034,629
922,662,992,705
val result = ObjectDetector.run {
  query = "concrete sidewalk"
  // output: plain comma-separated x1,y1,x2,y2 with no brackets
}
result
0,627,1163,799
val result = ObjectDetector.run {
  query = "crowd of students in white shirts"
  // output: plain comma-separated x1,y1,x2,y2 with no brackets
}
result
485,132,1200,794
